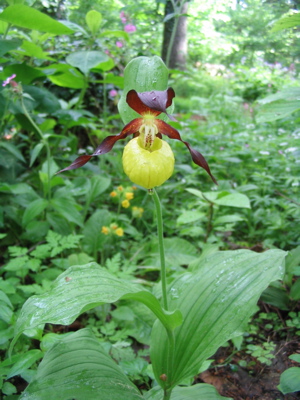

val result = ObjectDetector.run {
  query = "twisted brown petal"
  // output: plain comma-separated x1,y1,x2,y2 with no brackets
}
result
57,118,143,173
126,88,175,119
155,119,217,185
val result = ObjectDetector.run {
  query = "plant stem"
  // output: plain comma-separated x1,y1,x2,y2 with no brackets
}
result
21,95,52,200
151,188,168,310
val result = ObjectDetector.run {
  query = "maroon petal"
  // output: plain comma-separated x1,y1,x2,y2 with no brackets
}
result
155,119,217,184
57,118,142,174
93,118,142,156
126,88,175,118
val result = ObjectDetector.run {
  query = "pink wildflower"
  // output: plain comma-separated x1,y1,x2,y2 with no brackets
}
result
109,89,118,97
116,41,123,48
124,24,136,33
2,74,17,87
120,11,127,23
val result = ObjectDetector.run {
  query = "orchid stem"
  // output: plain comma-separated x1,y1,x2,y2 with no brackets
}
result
151,188,168,311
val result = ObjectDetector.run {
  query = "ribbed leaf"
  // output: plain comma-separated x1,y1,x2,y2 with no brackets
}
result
118,56,171,124
13,263,182,341
278,367,300,394
151,249,286,389
0,5,73,34
145,384,232,400
20,329,143,400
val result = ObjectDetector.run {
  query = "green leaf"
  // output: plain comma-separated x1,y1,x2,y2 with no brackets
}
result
278,367,300,394
151,249,286,389
83,209,111,254
7,349,43,379
22,198,48,227
290,354,300,363
43,63,86,89
86,175,111,204
51,196,83,227
214,215,244,225
187,189,251,209
3,63,46,84
23,85,61,113
0,39,21,57
20,329,143,400
14,263,182,341
0,5,73,34
145,238,198,268
18,40,54,60
30,143,44,167
66,51,109,75
118,56,171,124
176,211,205,225
101,29,130,40
256,100,300,123
85,10,102,35
145,384,232,399
290,279,300,300
271,12,300,32
0,141,25,162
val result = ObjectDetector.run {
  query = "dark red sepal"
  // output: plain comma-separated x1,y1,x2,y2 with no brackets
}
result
57,118,143,174
93,118,142,156
126,88,175,118
57,155,93,173
155,119,217,184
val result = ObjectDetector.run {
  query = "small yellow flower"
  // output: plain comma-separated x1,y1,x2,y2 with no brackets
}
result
117,185,124,191
122,199,130,208
101,226,110,235
110,191,117,197
110,223,118,230
132,206,144,218
125,192,134,200
115,227,124,237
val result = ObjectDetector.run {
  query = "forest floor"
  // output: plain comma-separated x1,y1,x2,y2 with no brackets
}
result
198,311,300,400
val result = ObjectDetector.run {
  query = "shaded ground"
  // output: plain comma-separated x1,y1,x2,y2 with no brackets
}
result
198,338,299,400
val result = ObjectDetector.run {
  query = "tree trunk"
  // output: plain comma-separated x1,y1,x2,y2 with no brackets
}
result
161,1,188,70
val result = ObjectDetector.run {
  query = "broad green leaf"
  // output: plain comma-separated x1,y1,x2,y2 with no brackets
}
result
118,56,171,124
92,57,114,72
176,211,205,225
66,51,109,75
4,63,46,84
290,279,300,300
51,196,83,227
151,249,286,389
214,193,250,209
18,40,53,60
290,354,300,363
278,367,300,394
256,100,300,122
260,286,290,310
7,349,43,379
30,143,44,167
0,5,73,34
22,85,61,113
145,237,198,268
85,10,102,35
145,384,232,400
101,29,130,40
187,189,251,209
22,198,48,227
257,87,300,105
99,72,124,88
0,142,25,162
271,12,300,32
86,175,111,204
13,263,182,341
43,63,86,89
20,329,143,400
83,209,111,254
0,39,21,56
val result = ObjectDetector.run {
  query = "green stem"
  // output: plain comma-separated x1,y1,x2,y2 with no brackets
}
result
151,188,168,310
150,189,175,399
21,95,52,200
3,23,11,40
